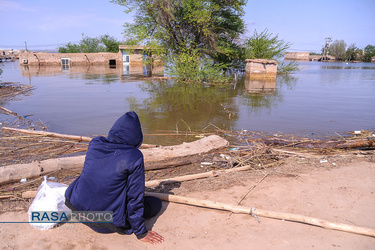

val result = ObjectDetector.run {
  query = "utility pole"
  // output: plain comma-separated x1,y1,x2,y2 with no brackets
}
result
322,37,332,61
25,41,28,52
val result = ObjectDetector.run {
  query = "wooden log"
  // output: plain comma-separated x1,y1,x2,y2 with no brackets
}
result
141,135,229,162
22,191,38,199
0,155,85,184
146,171,218,187
2,127,158,149
145,192,375,238
0,135,229,184
20,165,253,198
261,137,375,149
145,165,257,187
0,107,18,117
1,127,93,142
0,195,14,199
145,159,192,171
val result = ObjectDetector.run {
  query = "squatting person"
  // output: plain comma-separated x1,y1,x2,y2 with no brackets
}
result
65,111,164,245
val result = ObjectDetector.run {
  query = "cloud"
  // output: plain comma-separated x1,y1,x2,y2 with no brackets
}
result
0,0,39,12
32,13,98,32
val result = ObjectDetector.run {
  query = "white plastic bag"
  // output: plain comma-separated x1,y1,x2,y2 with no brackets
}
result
28,176,71,230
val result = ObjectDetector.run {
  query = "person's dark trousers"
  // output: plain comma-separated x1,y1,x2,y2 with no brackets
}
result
143,196,162,219
64,196,162,234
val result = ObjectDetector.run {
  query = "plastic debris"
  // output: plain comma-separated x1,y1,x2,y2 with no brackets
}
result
320,160,328,163
195,135,204,138
200,162,213,165
230,147,240,151
354,131,361,134
20,178,27,183
48,177,57,181
220,154,230,160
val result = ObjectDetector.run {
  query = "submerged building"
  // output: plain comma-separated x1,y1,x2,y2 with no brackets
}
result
19,45,163,76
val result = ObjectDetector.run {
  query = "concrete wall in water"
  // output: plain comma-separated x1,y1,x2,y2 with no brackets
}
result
245,59,278,79
20,64,164,78
284,52,310,61
19,52,123,66
244,59,277,94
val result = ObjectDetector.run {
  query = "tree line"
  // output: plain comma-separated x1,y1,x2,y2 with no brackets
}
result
59,1,374,83
313,40,375,62
58,34,122,53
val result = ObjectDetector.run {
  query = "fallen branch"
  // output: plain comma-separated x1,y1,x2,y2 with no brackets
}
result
146,171,218,187
0,107,18,117
145,192,375,238
237,173,269,206
0,135,229,184
1,127,92,142
20,164,258,197
145,159,192,171
146,163,277,187
0,195,14,199
262,137,375,149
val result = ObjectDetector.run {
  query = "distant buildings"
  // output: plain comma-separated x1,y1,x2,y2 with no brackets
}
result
0,49,21,61
18,45,163,76
285,52,335,61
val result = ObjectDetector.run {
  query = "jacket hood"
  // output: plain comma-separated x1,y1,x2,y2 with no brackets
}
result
107,111,143,148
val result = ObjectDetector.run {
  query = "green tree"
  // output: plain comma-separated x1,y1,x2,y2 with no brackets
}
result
363,44,375,62
111,0,246,77
345,43,357,61
328,39,347,60
58,35,121,53
100,34,121,52
58,42,81,53
80,37,104,53
355,48,364,61
243,29,299,74
167,49,230,84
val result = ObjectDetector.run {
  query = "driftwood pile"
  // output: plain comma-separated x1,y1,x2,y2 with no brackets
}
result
0,124,374,238
0,82,34,100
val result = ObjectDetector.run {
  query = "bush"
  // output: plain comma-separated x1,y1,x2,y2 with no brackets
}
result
167,50,232,84
243,29,299,74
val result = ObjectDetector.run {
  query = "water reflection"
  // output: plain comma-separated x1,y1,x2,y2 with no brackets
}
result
244,75,276,94
237,74,296,111
20,64,158,78
3,60,374,142
20,64,123,77
126,80,239,144
321,65,375,70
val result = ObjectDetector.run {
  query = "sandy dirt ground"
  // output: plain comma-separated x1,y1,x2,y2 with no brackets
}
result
0,154,375,250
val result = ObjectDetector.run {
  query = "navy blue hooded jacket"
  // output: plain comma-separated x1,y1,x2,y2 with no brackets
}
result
65,111,147,237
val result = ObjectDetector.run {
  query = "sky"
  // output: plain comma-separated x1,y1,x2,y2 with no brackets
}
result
1,0,374,52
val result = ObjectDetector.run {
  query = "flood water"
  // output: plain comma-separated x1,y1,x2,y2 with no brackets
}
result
1,61,374,145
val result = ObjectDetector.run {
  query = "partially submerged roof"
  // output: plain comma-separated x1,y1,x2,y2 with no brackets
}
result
119,45,150,50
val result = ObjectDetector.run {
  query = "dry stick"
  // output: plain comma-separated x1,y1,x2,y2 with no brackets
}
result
145,192,375,238
146,171,219,187
2,127,156,148
1,135,229,184
146,163,281,187
272,148,319,158
20,163,278,200
0,106,18,117
0,195,14,199
229,173,269,216
144,133,213,136
1,127,93,142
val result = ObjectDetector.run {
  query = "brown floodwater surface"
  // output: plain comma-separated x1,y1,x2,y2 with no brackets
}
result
1,61,374,145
